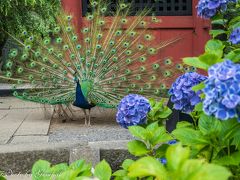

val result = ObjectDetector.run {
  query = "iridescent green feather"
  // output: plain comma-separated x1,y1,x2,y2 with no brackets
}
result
0,0,182,108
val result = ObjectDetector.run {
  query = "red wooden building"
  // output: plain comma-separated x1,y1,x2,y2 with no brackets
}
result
61,0,210,64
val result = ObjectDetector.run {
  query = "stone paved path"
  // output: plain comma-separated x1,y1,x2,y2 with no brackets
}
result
0,97,52,145
0,97,132,145
0,97,132,180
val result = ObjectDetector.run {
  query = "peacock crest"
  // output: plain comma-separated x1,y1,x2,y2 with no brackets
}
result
0,0,187,109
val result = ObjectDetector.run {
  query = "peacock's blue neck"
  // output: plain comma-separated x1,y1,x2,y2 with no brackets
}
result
73,81,95,109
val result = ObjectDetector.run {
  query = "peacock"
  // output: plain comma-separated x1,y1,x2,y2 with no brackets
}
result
0,0,185,125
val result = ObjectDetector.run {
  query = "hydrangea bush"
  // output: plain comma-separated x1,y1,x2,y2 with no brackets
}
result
116,94,151,128
230,27,240,45
197,0,237,18
203,60,240,120
169,72,207,113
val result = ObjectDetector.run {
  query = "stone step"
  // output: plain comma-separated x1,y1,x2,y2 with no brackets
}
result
0,140,133,176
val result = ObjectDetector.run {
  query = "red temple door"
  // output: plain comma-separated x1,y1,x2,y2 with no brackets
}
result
61,0,210,65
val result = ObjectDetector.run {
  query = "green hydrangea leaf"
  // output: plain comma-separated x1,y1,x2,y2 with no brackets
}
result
172,127,210,146
113,170,128,177
127,140,150,156
166,144,190,171
32,160,51,180
128,126,149,140
121,159,135,170
128,157,167,179
205,39,225,58
199,114,222,136
94,160,112,180
183,57,209,70
213,151,240,166
210,30,227,38
179,159,232,180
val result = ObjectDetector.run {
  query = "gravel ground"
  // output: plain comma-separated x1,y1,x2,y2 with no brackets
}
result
48,106,133,142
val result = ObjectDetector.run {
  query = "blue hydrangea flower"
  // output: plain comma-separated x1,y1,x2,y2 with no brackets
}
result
197,0,236,19
168,139,177,145
229,27,240,45
169,72,207,113
157,158,167,165
203,60,240,120
116,94,151,128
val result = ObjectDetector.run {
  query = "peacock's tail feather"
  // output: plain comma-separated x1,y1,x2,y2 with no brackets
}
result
0,0,189,108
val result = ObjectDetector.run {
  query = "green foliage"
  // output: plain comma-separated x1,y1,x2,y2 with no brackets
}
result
172,112,240,178
184,2,240,69
127,122,173,157
127,143,232,180
0,171,6,180
32,159,112,180
183,39,224,70
94,160,112,180
148,98,172,124
210,1,240,54
0,0,60,46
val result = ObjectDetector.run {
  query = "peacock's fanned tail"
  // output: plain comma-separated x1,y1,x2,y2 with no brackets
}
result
0,0,188,108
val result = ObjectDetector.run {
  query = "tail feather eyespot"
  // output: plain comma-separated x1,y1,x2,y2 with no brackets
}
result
76,44,82,50
87,14,94,21
66,15,72,21
140,66,146,72
5,61,13,69
101,7,107,13
126,58,132,64
139,56,147,62
164,59,172,65
148,48,157,55
5,71,12,78
164,70,172,77
152,63,160,70
176,64,183,70
17,67,24,74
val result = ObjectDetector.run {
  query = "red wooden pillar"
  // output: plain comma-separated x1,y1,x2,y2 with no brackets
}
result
192,0,211,56
61,0,83,34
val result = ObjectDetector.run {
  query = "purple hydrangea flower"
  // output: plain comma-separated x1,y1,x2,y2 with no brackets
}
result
229,27,240,45
197,0,236,19
203,60,240,121
116,94,151,128
169,72,207,113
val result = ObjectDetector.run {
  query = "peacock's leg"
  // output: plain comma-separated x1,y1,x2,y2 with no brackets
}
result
82,109,88,125
88,109,91,126
67,106,77,121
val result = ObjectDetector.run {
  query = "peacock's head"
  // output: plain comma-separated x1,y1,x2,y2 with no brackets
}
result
73,72,79,83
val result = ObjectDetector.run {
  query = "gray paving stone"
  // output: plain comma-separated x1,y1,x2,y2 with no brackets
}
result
0,109,31,144
0,110,9,120
6,175,32,180
0,97,44,109
15,108,52,136
89,140,129,150
69,146,100,167
10,136,49,144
